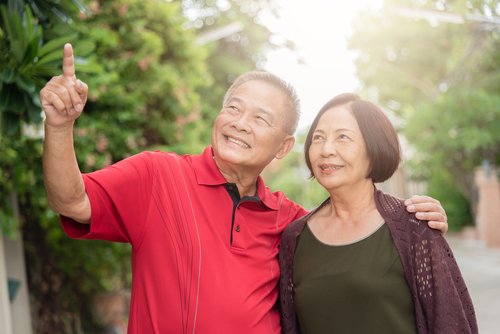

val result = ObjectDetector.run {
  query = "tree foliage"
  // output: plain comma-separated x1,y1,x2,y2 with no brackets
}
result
349,0,500,229
1,0,291,332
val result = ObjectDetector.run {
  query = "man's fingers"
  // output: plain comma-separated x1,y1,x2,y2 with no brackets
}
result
406,202,446,216
428,221,448,234
65,81,83,113
45,79,83,114
42,90,68,115
75,79,88,105
47,83,74,114
63,43,76,80
415,212,447,223
405,195,440,206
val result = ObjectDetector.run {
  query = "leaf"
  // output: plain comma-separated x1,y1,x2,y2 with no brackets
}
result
70,0,91,15
21,28,41,69
74,57,104,74
26,0,48,21
7,0,25,15
0,5,27,64
16,75,36,93
49,5,72,24
73,40,96,57
31,92,41,108
0,84,25,113
1,111,20,135
24,93,42,123
1,69,19,84
33,50,64,67
23,3,34,40
31,64,60,77
37,34,78,58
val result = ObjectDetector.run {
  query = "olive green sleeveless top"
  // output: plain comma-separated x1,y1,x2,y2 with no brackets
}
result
293,223,417,334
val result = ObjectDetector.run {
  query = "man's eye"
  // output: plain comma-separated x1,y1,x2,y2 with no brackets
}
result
231,106,238,111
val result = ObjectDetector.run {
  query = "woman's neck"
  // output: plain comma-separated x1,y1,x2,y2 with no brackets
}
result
327,179,377,224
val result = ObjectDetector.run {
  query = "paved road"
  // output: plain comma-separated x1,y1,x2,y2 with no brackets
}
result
447,236,500,334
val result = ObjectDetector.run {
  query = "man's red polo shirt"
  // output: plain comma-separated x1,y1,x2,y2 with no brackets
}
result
61,146,307,333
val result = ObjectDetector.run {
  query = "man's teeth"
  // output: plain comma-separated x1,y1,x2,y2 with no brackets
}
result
321,166,342,170
228,137,250,148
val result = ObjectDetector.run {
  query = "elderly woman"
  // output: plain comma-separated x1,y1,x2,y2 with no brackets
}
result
279,93,477,334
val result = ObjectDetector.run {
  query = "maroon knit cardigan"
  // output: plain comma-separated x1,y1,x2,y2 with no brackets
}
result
278,188,478,334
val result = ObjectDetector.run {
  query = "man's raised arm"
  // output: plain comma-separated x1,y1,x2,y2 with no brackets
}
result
41,43,91,224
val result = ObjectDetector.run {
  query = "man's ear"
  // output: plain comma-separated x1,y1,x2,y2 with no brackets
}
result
275,135,295,160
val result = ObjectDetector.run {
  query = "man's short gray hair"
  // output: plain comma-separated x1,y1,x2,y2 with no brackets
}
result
222,72,301,135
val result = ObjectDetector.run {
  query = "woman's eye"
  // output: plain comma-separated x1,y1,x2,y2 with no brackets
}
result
313,135,323,140
339,134,349,140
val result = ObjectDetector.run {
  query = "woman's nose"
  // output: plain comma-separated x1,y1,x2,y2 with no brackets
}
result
321,140,337,157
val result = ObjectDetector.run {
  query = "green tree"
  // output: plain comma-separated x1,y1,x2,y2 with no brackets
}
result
2,0,293,331
1,0,213,332
176,0,296,144
262,131,329,210
348,0,500,229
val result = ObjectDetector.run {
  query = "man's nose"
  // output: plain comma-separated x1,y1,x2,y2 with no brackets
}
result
231,114,251,132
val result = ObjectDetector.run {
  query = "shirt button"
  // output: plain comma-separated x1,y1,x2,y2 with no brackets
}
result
236,226,240,232
228,186,233,190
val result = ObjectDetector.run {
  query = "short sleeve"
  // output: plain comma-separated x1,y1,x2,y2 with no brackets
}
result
61,151,154,247
288,202,309,225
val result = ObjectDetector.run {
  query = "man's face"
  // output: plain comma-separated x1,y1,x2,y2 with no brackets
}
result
211,80,294,174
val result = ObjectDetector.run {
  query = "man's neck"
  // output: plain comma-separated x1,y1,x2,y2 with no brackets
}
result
214,157,261,198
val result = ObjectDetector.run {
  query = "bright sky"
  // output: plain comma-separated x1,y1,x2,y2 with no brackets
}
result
261,0,383,132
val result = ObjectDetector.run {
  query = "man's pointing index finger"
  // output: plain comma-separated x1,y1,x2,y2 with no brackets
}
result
63,43,75,79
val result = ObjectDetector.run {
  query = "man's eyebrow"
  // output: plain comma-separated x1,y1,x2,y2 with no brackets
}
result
225,96,245,106
257,107,275,121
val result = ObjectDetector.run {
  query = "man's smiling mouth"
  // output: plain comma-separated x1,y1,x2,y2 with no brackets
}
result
225,136,250,148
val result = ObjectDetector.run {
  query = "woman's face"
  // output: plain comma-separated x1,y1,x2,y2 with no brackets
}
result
309,105,371,191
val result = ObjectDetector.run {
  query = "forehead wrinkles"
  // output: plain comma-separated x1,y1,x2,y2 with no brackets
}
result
229,84,283,124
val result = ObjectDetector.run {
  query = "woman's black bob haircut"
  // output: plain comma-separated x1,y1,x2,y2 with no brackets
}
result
304,93,401,184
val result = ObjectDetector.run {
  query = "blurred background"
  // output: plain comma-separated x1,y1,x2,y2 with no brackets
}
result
1,0,499,333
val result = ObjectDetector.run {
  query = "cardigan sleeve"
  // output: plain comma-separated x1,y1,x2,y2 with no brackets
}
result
409,224,478,333
278,219,303,334
375,190,477,334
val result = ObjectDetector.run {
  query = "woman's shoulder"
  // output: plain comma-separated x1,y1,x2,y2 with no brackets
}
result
282,213,309,243
282,197,331,244
375,189,440,237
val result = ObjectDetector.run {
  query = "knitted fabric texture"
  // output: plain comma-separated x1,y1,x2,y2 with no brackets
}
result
278,188,478,334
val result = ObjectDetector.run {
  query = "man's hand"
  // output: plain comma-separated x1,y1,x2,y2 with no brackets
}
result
41,43,91,224
40,43,88,128
405,195,448,234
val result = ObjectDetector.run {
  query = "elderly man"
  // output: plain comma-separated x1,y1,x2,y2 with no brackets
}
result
41,44,448,333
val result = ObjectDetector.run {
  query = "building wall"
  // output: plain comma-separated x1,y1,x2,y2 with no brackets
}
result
0,232,14,334
474,166,500,248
